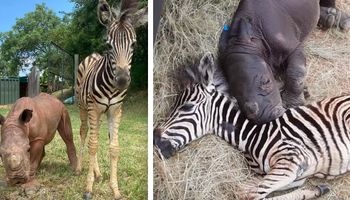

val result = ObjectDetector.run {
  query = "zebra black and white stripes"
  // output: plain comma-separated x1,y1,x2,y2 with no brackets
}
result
75,0,143,199
154,53,350,200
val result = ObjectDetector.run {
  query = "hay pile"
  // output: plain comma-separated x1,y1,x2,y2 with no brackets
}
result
153,0,350,199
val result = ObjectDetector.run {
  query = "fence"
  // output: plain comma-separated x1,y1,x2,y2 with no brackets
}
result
0,42,78,104
40,42,78,103
0,77,19,104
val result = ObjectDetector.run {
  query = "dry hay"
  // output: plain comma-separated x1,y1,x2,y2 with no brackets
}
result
153,0,350,199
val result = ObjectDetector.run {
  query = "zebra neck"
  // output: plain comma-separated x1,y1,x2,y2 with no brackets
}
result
212,98,259,152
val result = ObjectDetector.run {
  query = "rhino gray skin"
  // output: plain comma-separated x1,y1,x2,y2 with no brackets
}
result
219,0,320,124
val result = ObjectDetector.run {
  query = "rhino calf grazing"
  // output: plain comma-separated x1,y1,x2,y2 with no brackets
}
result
0,93,77,186
219,0,320,124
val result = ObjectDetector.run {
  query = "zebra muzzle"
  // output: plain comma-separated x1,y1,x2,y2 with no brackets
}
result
153,133,176,159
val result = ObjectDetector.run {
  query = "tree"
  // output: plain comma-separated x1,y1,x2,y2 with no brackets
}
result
0,4,63,76
0,0,148,91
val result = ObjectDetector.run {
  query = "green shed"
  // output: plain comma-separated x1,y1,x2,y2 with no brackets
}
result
0,77,20,105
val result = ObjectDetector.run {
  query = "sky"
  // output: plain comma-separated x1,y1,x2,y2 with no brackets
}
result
0,0,75,76
0,0,75,32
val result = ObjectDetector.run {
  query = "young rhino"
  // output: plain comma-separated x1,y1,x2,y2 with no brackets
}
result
219,0,320,124
0,93,77,187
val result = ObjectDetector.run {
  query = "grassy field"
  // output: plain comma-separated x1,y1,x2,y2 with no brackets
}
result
0,91,148,200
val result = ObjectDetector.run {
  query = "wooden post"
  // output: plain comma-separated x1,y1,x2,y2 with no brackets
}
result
74,54,79,104
28,64,40,97
154,0,164,43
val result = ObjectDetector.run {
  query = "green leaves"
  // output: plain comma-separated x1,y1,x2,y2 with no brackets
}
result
0,4,62,76
0,0,147,90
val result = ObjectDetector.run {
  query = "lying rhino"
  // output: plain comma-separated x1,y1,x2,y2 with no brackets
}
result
218,0,320,124
0,93,77,186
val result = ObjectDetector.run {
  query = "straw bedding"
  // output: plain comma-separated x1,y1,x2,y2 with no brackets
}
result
153,0,350,199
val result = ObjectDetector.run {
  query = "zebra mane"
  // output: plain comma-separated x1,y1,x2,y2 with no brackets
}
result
174,55,229,95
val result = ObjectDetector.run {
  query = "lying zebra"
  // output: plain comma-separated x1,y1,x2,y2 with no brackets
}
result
154,53,350,200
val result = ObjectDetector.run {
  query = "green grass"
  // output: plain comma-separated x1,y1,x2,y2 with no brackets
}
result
0,91,148,200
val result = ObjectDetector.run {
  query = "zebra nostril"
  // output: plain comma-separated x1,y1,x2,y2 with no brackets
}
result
153,128,163,136
115,76,130,89
153,128,164,145
116,77,127,86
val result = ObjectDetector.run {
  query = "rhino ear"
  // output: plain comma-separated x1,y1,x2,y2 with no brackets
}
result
237,17,253,42
19,109,33,124
198,52,215,86
0,115,4,126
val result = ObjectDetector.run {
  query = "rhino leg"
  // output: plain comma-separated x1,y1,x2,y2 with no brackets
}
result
318,6,350,31
29,140,45,178
282,48,307,108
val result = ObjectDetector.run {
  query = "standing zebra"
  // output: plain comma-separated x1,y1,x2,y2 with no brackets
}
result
75,0,146,199
154,53,350,200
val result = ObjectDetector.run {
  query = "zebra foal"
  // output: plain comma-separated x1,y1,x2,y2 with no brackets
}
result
154,52,350,199
75,0,146,199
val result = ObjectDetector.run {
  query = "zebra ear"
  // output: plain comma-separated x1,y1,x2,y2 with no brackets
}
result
98,0,113,27
198,52,215,86
132,6,148,28
119,0,138,24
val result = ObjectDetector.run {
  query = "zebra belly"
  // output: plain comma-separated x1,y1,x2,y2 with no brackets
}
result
312,147,350,179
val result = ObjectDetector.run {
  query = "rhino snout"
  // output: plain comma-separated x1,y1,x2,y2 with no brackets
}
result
7,154,22,170
271,106,285,119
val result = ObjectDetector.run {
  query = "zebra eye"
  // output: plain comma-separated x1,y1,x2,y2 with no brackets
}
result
107,43,114,49
131,42,136,49
179,103,195,112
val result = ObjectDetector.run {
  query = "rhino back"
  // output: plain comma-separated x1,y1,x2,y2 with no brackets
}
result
30,93,65,143
233,0,319,66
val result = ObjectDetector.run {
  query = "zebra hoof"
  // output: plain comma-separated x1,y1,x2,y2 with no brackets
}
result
75,170,82,176
95,175,102,183
113,190,122,200
83,192,93,200
317,185,330,195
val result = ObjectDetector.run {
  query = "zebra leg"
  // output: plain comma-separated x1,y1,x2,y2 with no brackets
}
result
77,108,88,174
267,185,330,200
93,154,102,182
108,106,123,200
83,108,102,200
282,47,307,108
238,164,300,199
275,178,306,191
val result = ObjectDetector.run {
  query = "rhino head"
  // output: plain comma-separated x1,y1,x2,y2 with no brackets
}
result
220,18,285,124
0,109,33,185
